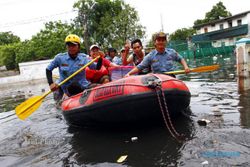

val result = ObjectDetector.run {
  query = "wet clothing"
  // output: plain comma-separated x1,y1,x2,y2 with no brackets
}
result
46,52,98,96
105,55,113,62
132,53,142,66
131,53,150,74
86,65,109,83
112,56,122,65
86,58,111,83
137,48,183,73
126,51,149,74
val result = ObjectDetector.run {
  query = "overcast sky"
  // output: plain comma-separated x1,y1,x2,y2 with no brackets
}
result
0,0,249,41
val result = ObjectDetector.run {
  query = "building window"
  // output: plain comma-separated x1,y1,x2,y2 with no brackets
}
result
219,24,224,30
204,27,208,33
228,21,232,28
237,19,242,26
221,41,225,46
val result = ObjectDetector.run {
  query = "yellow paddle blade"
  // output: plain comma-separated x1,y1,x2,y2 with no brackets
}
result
15,56,100,120
165,65,220,75
15,95,44,120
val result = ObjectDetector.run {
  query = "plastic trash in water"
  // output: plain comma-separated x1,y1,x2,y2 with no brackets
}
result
197,119,211,126
131,137,138,142
201,160,209,165
117,155,128,163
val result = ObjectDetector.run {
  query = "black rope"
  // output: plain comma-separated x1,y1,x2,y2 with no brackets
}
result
150,74,185,142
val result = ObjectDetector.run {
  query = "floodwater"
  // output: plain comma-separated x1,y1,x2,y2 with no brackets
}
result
0,58,250,166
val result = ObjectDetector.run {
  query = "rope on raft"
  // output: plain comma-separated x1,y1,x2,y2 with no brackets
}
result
148,74,185,142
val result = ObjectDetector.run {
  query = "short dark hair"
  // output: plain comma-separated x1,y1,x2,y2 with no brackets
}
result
131,39,142,48
108,47,116,53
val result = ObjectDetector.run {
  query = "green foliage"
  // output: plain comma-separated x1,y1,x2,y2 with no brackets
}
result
169,28,196,41
15,41,36,63
73,0,145,50
29,21,77,59
1,0,146,67
0,32,20,45
0,45,18,70
193,1,231,26
15,21,77,63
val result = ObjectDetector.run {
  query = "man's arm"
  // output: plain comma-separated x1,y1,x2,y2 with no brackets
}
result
124,66,140,77
46,68,58,91
46,69,53,85
122,42,132,65
180,59,190,73
96,57,103,70
122,51,130,65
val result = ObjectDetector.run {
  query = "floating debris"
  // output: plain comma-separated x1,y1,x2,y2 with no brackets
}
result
213,112,223,117
27,91,33,97
197,119,211,126
201,160,209,165
212,107,220,112
131,137,138,142
229,73,235,79
117,155,128,163
212,107,223,117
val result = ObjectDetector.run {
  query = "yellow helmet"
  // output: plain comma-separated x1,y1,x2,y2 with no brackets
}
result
65,34,81,45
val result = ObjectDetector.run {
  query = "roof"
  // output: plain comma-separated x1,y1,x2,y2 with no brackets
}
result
235,37,250,44
194,10,250,29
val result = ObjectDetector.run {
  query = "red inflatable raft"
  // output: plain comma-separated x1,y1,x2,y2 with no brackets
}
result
61,73,191,128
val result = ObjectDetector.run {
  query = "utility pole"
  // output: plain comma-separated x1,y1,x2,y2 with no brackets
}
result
83,2,96,53
160,13,164,32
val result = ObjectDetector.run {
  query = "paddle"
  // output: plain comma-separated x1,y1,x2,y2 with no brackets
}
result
15,56,100,120
164,65,220,75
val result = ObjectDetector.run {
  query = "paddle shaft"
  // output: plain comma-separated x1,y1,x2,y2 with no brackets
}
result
15,55,100,119
58,55,100,87
164,65,219,75
42,55,100,98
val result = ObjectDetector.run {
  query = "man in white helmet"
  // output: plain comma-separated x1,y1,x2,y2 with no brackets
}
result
46,34,102,99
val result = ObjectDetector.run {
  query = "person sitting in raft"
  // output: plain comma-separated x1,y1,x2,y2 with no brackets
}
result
122,39,150,74
86,44,119,84
105,47,117,62
46,34,102,99
125,32,190,77
112,48,123,65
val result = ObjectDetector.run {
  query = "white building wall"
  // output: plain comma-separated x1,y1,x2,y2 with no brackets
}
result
195,12,250,48
0,59,58,86
197,14,249,35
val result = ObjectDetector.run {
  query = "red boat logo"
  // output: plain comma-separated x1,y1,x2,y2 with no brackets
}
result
93,82,124,101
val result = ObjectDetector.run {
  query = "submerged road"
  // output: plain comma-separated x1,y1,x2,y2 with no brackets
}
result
0,72,249,166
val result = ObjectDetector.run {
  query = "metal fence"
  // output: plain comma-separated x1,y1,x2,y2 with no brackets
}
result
168,40,235,61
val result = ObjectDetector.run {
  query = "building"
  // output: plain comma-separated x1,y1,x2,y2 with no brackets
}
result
192,10,250,47
0,59,58,87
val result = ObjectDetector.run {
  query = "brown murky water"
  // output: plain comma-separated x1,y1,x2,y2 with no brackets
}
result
0,61,250,166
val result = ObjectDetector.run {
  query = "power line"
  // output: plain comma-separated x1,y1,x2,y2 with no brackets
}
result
0,0,29,6
0,10,77,29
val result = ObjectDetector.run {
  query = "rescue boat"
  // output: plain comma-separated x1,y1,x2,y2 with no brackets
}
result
61,72,191,128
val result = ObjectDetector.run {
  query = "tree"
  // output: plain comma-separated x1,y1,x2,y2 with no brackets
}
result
0,32,20,45
194,1,231,26
73,0,145,51
15,21,77,63
30,21,77,59
169,28,196,41
0,45,18,70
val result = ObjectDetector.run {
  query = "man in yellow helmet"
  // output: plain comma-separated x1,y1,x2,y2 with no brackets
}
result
46,34,102,99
